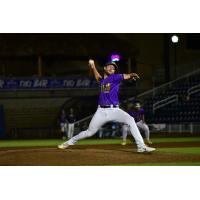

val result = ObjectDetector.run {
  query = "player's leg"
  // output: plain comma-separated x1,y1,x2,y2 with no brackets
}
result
110,108,145,148
70,123,75,138
58,108,108,148
109,108,155,152
60,123,67,140
67,124,73,139
137,121,152,144
121,124,128,145
98,127,104,138
64,123,68,139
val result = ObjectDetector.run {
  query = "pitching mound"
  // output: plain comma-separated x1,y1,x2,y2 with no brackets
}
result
0,142,200,165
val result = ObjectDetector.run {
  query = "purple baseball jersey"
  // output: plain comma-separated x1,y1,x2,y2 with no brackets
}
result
128,108,145,122
98,74,124,106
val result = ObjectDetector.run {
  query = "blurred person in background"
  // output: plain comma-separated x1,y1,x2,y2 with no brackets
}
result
122,102,152,145
67,108,76,139
58,109,68,140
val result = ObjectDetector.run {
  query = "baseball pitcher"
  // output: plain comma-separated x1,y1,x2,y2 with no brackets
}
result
58,59,155,153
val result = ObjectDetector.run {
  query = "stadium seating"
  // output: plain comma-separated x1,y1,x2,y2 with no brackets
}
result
143,73,200,123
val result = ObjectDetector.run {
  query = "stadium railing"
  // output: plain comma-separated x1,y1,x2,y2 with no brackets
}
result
187,83,200,97
153,95,178,113
127,67,200,103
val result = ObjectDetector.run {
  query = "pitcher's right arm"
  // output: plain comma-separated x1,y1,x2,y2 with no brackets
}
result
89,59,102,82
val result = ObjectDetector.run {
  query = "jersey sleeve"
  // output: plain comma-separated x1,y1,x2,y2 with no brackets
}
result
113,74,124,83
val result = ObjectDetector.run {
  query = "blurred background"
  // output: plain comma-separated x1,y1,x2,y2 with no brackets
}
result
0,33,199,139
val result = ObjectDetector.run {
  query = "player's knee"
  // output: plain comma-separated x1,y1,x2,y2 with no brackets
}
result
126,116,135,125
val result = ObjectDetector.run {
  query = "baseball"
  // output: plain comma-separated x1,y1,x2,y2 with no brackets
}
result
89,59,94,65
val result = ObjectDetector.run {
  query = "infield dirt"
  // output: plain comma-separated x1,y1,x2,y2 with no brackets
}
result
0,142,200,166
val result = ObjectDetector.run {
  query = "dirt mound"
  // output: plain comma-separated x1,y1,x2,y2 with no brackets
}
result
0,142,200,166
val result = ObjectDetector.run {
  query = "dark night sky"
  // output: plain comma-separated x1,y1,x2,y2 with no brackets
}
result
186,33,200,49
0,34,132,57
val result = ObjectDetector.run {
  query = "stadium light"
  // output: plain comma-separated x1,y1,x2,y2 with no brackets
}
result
111,54,120,62
171,35,179,43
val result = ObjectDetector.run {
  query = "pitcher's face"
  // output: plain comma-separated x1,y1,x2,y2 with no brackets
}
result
104,65,115,75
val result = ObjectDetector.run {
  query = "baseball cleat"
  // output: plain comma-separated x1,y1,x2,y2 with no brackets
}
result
58,143,69,149
137,146,156,153
121,141,127,146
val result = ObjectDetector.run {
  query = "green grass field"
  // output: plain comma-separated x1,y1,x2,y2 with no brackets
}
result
0,137,200,148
